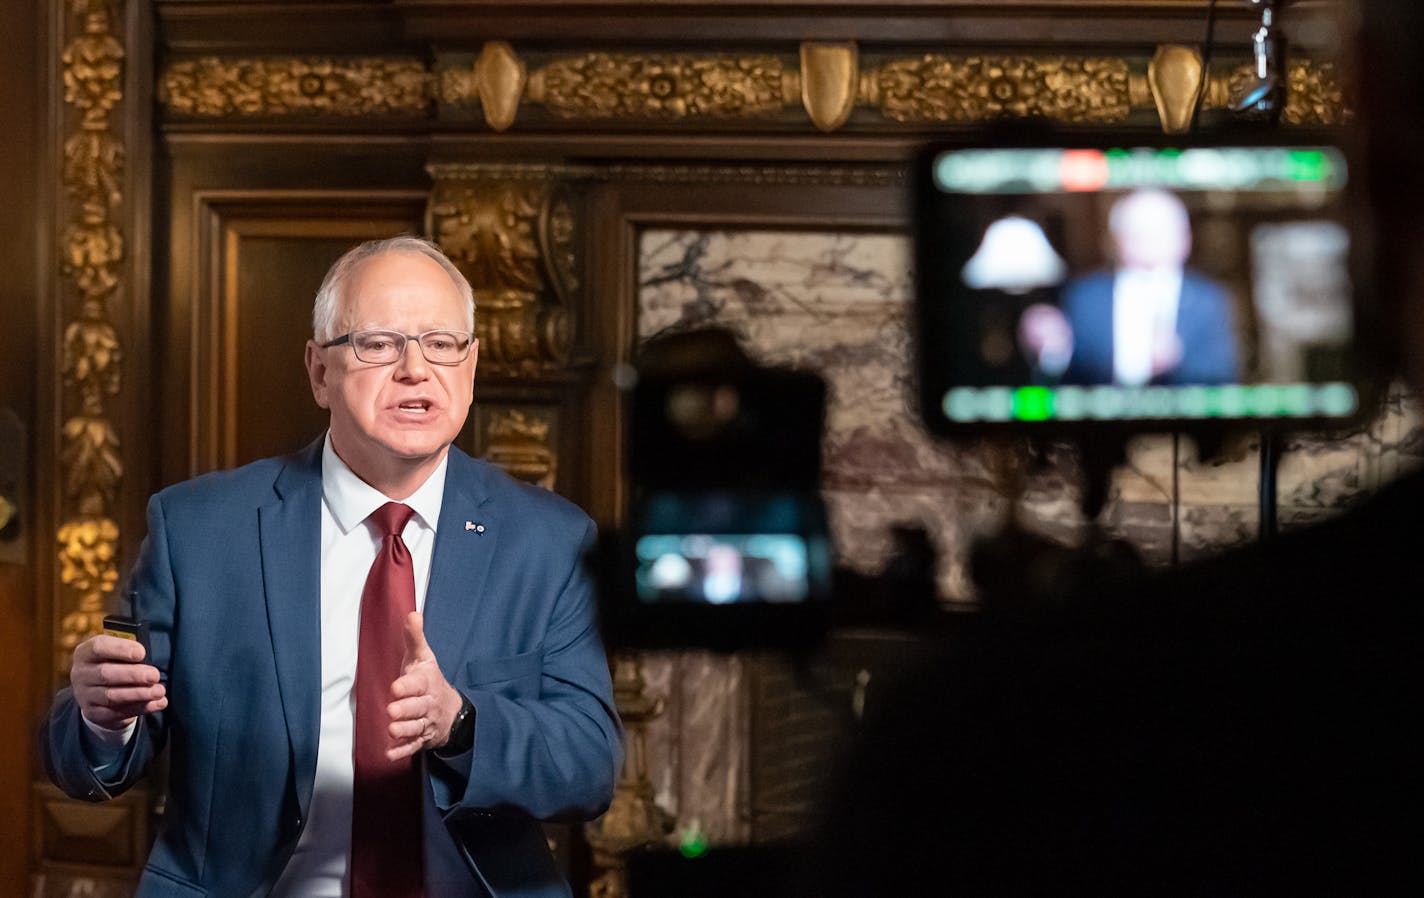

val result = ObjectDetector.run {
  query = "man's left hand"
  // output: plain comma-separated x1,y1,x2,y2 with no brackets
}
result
386,611,463,761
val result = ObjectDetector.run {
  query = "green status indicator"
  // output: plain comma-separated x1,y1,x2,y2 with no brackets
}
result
1248,385,1283,416
1013,386,1054,421
1278,384,1313,416
1287,149,1331,182
678,824,710,859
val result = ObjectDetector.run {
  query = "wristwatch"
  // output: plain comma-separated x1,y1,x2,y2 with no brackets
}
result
439,694,476,756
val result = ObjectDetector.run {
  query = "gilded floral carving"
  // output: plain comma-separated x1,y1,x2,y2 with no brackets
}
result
62,9,124,126
871,55,1133,123
429,171,579,372
56,515,120,673
431,183,546,295
57,517,120,597
158,48,1345,132
159,57,431,117
60,416,122,513
484,409,557,489
56,0,127,669
1282,59,1348,126
527,54,786,119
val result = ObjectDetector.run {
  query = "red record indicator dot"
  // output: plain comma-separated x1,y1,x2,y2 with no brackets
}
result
1060,149,1110,191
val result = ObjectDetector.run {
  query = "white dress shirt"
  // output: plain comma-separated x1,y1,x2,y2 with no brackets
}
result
270,434,447,896
1112,267,1183,387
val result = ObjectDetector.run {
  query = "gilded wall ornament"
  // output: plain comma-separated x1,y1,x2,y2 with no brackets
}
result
1196,59,1348,124
428,166,582,372
62,10,123,126
526,53,787,119
1148,45,1207,134
60,416,122,514
159,47,1347,133
484,409,557,489
800,42,858,132
56,0,127,672
869,54,1134,123
1282,59,1348,125
159,57,431,117
56,515,119,673
439,42,528,132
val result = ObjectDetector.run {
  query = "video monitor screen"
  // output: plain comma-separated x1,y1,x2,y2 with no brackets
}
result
635,533,813,604
915,144,1363,432
632,491,831,605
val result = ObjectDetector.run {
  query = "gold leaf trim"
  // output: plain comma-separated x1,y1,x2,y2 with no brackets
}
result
57,0,126,670
871,54,1133,124
484,408,557,490
57,515,119,674
1281,59,1349,125
476,41,526,132
430,174,580,373
157,49,1346,130
800,42,859,132
526,53,787,119
159,57,432,117
1148,45,1206,135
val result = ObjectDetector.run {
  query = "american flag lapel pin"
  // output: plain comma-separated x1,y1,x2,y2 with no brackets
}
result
466,521,486,533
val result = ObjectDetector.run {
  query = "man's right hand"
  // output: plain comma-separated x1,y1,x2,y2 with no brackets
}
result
70,635,167,731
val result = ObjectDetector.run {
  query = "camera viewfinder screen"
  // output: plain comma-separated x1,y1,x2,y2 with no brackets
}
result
918,146,1359,428
635,534,813,604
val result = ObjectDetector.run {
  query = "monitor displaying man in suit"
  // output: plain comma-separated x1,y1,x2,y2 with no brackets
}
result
1020,188,1240,387
43,236,622,898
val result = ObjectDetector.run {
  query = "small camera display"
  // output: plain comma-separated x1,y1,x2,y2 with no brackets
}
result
633,491,832,605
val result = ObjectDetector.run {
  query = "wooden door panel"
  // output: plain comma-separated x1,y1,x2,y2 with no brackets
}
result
177,194,427,478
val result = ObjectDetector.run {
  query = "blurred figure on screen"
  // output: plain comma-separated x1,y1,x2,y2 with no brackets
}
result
1020,188,1239,386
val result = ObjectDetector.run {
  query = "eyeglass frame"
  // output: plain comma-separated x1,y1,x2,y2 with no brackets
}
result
321,329,476,366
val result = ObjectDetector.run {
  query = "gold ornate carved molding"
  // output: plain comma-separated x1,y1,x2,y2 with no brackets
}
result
427,163,584,377
526,52,790,120
868,54,1135,123
159,43,1349,132
158,57,431,117
57,0,127,675
483,409,557,490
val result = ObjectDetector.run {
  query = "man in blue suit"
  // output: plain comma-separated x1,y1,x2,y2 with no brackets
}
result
1022,189,1240,387
43,236,622,897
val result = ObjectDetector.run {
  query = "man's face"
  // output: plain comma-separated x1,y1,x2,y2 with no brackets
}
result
1111,190,1191,271
305,251,476,488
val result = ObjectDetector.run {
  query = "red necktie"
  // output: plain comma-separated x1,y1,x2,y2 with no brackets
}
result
352,502,424,898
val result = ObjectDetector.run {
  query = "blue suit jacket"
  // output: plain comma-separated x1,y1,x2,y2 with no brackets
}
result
44,441,622,898
1061,270,1240,386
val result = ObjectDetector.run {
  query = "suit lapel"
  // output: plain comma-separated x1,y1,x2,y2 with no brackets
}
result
258,440,324,813
423,447,497,679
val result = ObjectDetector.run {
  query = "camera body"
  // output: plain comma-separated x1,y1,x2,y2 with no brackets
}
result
597,331,834,652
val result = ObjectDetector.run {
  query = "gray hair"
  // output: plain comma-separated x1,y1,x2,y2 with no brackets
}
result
311,235,476,343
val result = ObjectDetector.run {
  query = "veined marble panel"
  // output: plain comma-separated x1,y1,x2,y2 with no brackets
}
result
640,652,748,846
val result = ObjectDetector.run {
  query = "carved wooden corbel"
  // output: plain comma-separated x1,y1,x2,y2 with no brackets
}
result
427,162,591,488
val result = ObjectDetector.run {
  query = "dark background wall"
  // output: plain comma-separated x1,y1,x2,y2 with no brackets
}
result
0,0,41,892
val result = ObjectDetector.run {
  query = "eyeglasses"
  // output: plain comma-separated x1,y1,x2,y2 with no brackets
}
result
322,329,474,366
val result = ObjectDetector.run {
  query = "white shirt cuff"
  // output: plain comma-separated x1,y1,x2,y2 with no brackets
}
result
80,714,136,776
